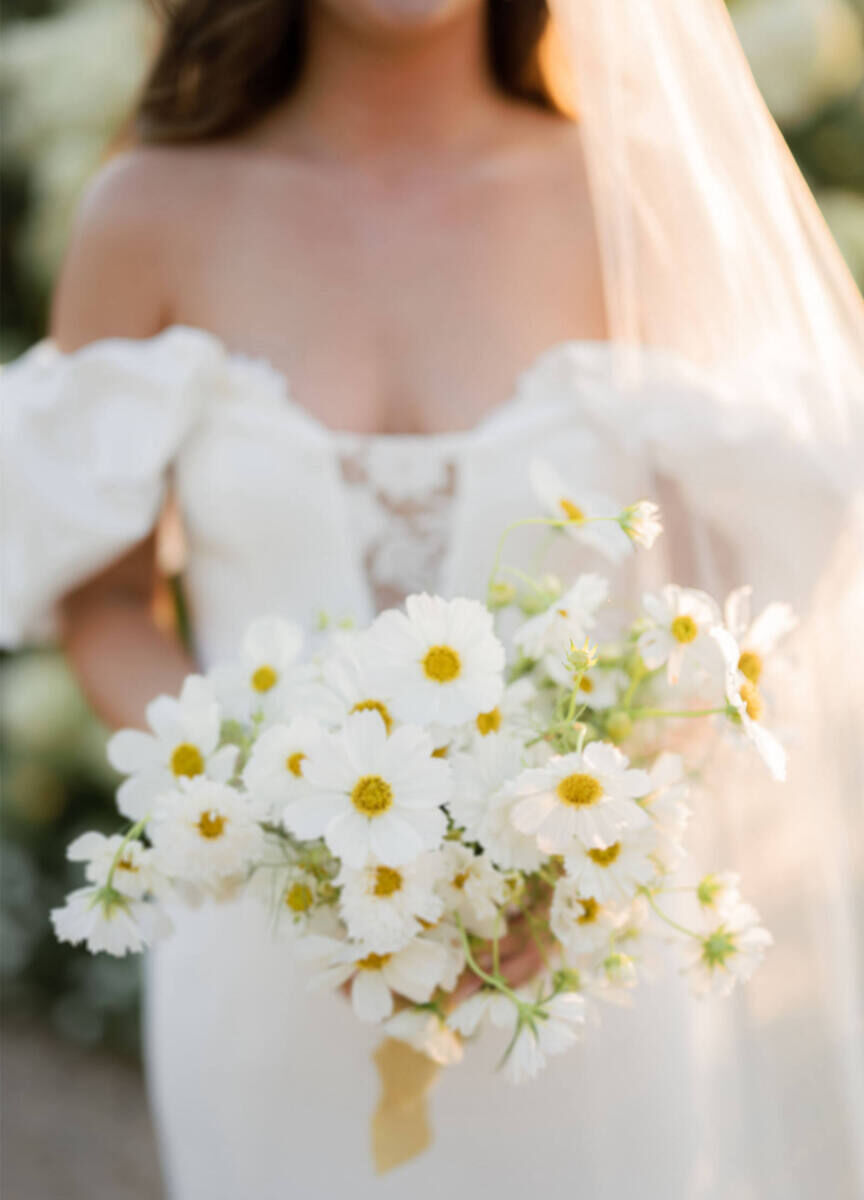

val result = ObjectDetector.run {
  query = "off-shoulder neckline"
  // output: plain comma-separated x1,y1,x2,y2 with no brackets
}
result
36,322,628,446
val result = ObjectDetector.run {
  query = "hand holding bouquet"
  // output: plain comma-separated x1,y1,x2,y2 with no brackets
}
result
54,458,794,1083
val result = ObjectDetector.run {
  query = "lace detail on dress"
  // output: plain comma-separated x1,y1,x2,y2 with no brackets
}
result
337,440,458,612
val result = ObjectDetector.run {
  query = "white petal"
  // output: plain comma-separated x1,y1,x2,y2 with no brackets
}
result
351,970,393,1022
107,729,161,774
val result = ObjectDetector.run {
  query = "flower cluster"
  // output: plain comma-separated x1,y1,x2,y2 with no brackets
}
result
53,459,789,1082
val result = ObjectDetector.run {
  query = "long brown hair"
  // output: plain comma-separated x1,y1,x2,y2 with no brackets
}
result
135,0,557,144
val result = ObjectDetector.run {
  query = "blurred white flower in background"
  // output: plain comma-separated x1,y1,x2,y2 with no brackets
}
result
731,0,864,128
0,0,157,288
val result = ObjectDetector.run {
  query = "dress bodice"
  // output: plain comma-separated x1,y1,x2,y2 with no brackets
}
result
0,324,852,668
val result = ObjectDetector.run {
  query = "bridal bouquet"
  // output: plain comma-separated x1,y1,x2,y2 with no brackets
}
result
53,458,793,1084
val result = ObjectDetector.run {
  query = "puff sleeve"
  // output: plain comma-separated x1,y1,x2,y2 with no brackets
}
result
0,325,224,645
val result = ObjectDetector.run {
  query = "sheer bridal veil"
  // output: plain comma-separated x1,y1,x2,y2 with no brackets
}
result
541,0,864,1193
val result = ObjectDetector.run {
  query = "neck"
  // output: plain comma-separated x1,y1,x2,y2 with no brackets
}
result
274,2,506,161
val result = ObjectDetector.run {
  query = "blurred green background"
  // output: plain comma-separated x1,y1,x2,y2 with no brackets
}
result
1,0,863,1075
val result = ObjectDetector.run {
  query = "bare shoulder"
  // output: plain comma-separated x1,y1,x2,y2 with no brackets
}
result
51,144,228,348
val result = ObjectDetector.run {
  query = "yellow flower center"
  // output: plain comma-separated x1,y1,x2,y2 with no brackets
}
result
588,842,621,867
251,664,278,693
739,681,764,722
451,871,470,890
476,708,501,736
578,897,600,924
286,751,306,778
350,698,394,734
373,866,403,897
285,882,313,912
579,676,594,694
422,645,461,683
556,772,604,808
357,952,391,971
431,745,449,759
197,810,226,839
670,615,698,644
738,650,763,685
351,774,394,817
117,856,138,873
559,498,585,523
171,742,204,778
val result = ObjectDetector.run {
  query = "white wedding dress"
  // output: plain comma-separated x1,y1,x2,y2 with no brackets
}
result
2,325,862,1199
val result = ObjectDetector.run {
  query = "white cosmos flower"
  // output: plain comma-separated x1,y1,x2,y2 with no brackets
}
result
550,879,628,955
52,886,167,956
638,586,722,684
336,854,444,954
368,594,505,727
696,871,744,920
544,657,629,710
513,575,609,662
149,777,266,887
285,712,449,868
435,844,510,938
301,932,449,1022
511,742,651,855
320,638,399,734
640,753,691,872
479,782,546,873
620,500,663,549
208,617,307,723
107,675,237,821
384,1008,464,1066
449,733,524,839
242,716,327,820
448,987,517,1037
563,825,658,904
66,831,165,901
529,458,632,563
504,992,586,1083
712,627,787,781
684,900,773,998
464,677,538,747
723,585,797,688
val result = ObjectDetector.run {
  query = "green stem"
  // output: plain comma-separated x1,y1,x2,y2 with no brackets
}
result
626,705,728,721
454,915,523,1005
105,813,152,892
641,889,701,940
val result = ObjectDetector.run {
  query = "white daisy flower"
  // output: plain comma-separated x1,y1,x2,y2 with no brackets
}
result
208,616,306,723
684,900,773,998
448,987,517,1037
51,886,167,956
478,782,546,873
66,831,165,901
368,594,505,727
712,627,787,781
550,879,628,955
465,677,538,746
619,500,663,549
723,585,797,688
513,574,609,663
149,777,266,887
336,854,444,954
510,742,651,855
242,716,327,820
320,638,399,735
435,843,509,938
285,712,449,868
504,992,586,1083
529,458,632,562
563,826,657,904
544,657,629,711
301,932,449,1022
418,919,467,991
449,733,524,839
384,1008,464,1066
695,871,744,920
640,753,691,872
638,585,722,684
107,676,237,821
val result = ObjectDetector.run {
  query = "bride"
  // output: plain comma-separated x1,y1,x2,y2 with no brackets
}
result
2,0,863,1196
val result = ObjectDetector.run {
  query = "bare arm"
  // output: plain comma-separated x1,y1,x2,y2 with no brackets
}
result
51,153,196,729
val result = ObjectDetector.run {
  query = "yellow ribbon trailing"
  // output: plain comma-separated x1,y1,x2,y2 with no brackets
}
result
372,1038,440,1174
